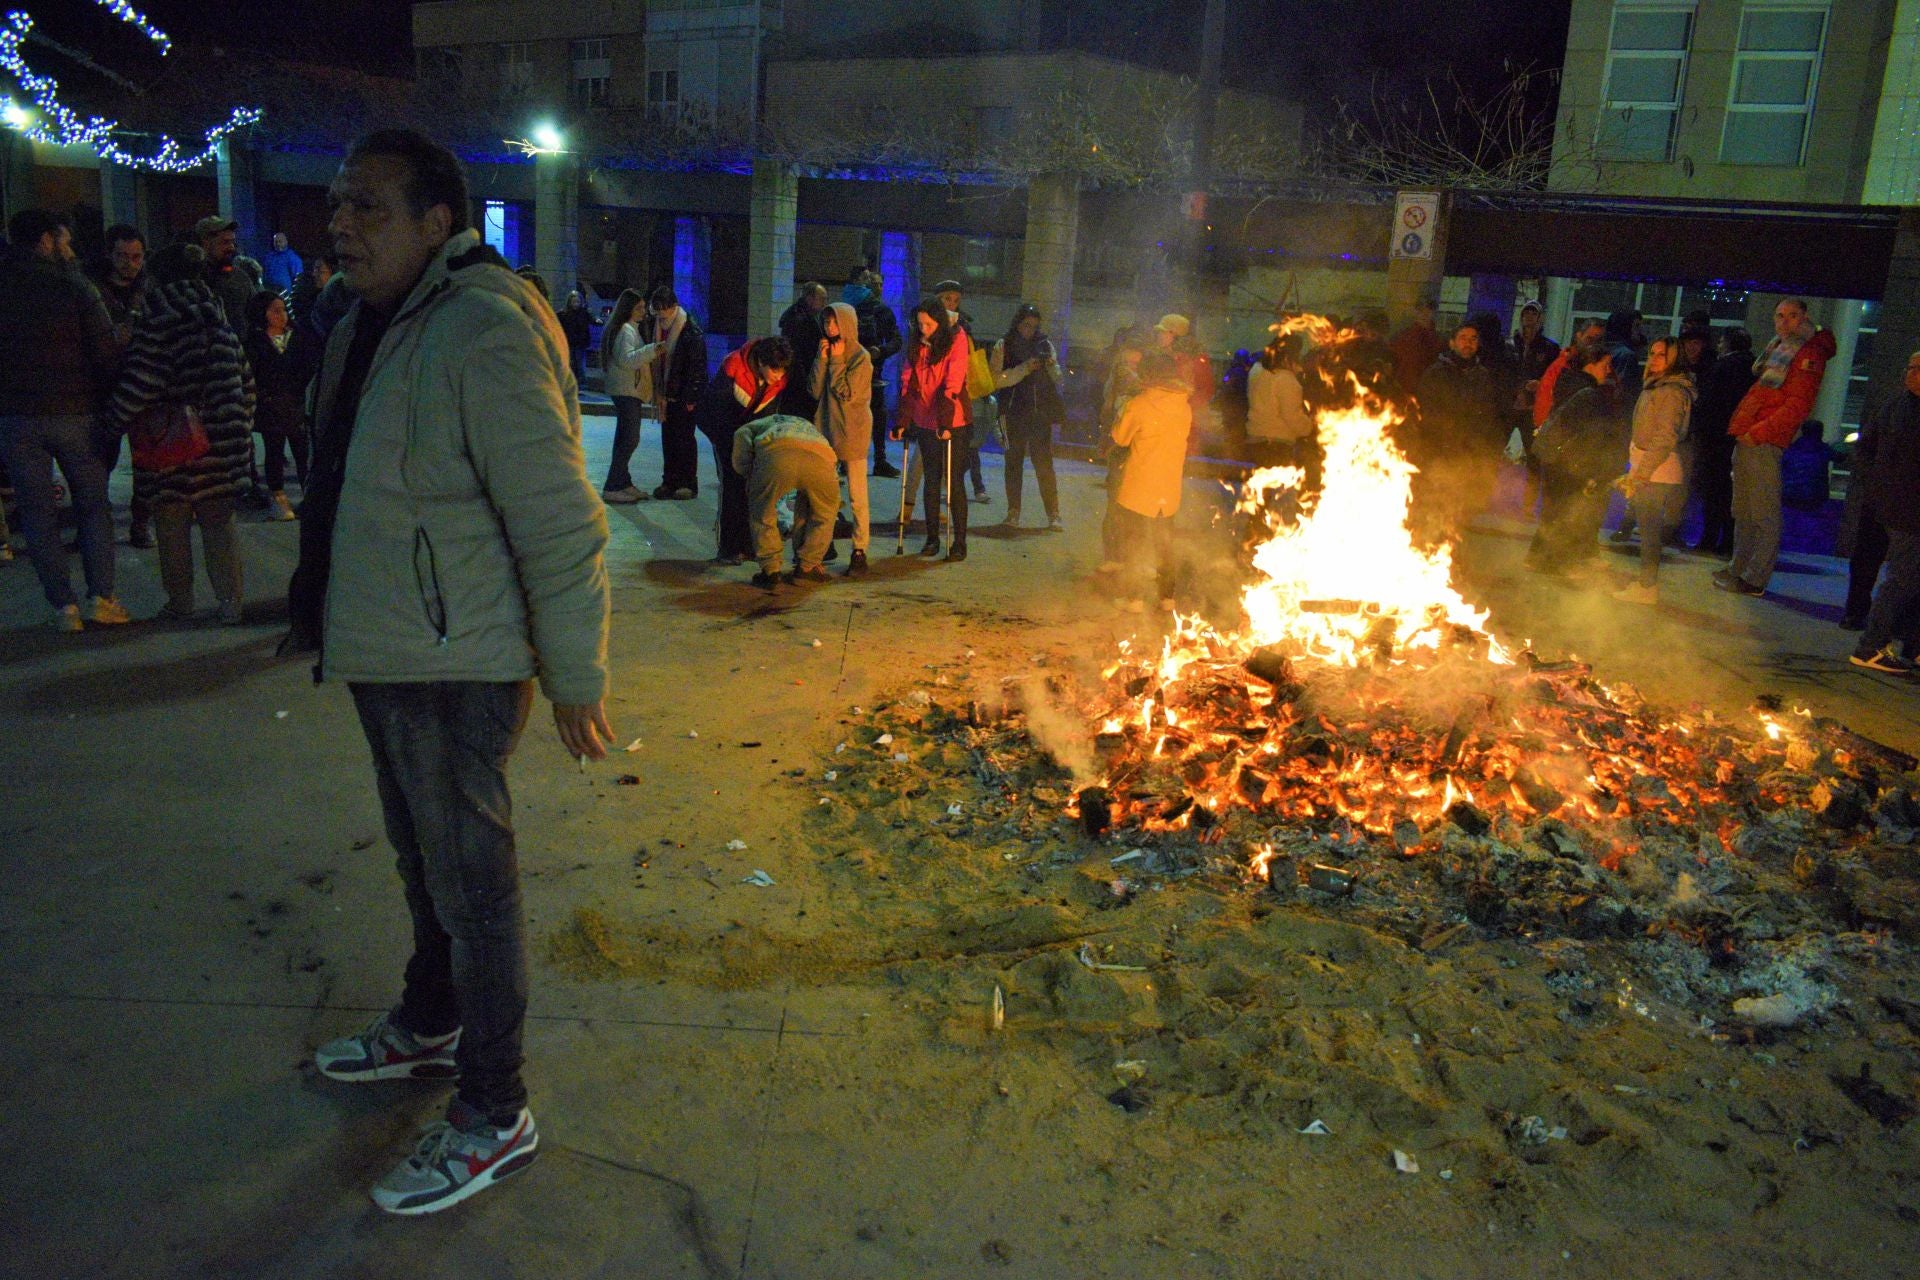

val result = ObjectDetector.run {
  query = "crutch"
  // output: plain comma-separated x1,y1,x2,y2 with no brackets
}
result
944,434,954,548
895,434,910,555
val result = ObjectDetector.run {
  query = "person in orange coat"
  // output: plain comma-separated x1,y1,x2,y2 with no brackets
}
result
1109,352,1194,610
1715,298,1836,596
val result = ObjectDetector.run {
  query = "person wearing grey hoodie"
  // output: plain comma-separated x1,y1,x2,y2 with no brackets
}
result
1613,336,1695,602
810,300,874,575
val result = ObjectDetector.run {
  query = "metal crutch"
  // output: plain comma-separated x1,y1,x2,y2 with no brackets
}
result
944,433,954,552
895,435,910,555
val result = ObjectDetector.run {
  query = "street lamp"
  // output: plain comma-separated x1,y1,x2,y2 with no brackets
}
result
531,122,564,153
2,99,32,130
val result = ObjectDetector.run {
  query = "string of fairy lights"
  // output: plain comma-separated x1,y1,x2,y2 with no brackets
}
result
0,0,262,172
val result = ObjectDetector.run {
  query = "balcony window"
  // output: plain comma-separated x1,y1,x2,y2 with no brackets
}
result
1596,5,1694,162
571,37,611,107
1720,4,1827,166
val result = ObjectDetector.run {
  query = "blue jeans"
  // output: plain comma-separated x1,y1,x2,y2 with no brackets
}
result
0,413,115,609
603,395,647,492
350,680,534,1126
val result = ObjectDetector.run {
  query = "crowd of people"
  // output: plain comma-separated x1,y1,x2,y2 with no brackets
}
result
1204,292,1916,676
0,207,338,628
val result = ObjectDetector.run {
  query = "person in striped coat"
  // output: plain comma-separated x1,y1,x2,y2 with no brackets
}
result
110,242,257,623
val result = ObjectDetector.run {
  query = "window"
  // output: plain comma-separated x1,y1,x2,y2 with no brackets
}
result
647,47,680,115
1596,4,1694,162
499,42,533,99
1720,4,1827,165
571,37,611,107
417,46,462,89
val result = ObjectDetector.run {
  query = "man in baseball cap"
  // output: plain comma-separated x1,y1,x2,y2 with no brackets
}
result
195,213,264,334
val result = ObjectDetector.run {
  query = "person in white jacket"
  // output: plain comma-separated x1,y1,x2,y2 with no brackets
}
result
599,287,656,502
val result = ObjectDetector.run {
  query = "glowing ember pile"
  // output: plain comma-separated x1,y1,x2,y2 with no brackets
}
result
1069,326,1914,896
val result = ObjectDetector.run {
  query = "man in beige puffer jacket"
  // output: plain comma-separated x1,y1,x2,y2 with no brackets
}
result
296,128,611,1217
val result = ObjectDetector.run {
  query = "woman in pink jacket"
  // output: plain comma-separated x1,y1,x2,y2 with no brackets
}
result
893,303,973,560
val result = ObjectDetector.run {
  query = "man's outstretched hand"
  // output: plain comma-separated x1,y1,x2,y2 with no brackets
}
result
555,701,615,761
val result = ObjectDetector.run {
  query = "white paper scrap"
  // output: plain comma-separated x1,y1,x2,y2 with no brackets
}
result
726,839,747,851
624,737,644,753
1393,1150,1419,1174
1297,1120,1331,1136
741,869,775,886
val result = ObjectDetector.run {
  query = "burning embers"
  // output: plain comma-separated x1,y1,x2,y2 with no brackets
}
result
1073,323,1905,888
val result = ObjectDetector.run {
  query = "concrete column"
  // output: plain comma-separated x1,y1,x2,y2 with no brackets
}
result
1385,192,1449,328
1020,172,1079,363
1541,276,1576,343
534,152,579,308
1864,208,1920,421
1814,299,1865,442
98,161,143,233
216,136,259,254
746,158,798,338
672,214,711,325
1,134,35,224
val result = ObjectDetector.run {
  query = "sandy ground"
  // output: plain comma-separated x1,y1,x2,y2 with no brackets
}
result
2,416,1918,1280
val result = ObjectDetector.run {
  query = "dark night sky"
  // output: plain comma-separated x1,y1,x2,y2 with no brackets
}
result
24,1,1571,124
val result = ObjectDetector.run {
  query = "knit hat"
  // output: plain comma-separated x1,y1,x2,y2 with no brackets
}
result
1155,313,1191,337
931,279,962,294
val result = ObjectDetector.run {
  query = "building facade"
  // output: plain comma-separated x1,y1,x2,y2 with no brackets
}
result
1549,0,1920,437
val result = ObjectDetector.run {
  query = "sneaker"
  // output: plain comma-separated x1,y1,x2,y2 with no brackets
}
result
126,523,153,549
1731,577,1765,597
1711,569,1735,591
944,541,968,562
919,538,942,558
1608,527,1635,544
650,484,676,500
269,492,297,522
315,1011,460,1082
217,599,246,626
86,595,131,625
845,549,868,577
670,488,696,501
970,489,990,503
872,462,901,479
750,570,782,591
1046,517,1065,533
823,543,839,563
1611,582,1659,605
1004,508,1022,528
1850,645,1916,675
601,486,646,505
49,603,82,633
370,1099,538,1216
790,565,832,584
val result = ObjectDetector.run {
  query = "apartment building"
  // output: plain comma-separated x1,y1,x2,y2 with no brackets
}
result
1548,0,1920,434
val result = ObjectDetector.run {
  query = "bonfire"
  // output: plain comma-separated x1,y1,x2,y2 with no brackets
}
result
1067,316,1915,917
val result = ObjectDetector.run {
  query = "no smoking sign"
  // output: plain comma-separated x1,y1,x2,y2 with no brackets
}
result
1391,191,1440,261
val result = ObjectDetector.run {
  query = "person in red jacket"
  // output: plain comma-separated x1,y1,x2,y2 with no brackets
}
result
894,303,973,561
1714,298,1837,596
1390,296,1443,397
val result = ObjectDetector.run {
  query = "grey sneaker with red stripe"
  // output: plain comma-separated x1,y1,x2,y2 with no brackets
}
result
314,1011,459,1082
371,1099,539,1215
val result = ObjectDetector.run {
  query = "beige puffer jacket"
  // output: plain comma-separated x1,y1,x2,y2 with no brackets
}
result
315,230,611,705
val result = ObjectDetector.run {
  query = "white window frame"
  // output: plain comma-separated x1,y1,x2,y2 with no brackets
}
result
1718,1,1829,167
571,37,611,107
1595,2,1696,163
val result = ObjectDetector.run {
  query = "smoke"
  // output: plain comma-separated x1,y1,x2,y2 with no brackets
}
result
1017,678,1100,783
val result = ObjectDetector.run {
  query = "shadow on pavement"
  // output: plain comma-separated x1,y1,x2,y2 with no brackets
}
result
0,631,283,715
